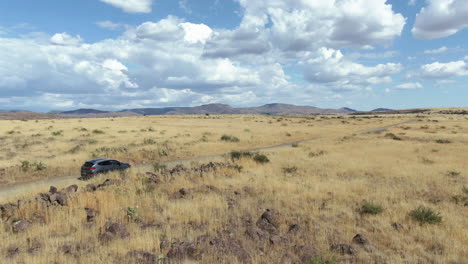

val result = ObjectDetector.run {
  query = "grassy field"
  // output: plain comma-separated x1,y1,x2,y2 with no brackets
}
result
0,113,467,263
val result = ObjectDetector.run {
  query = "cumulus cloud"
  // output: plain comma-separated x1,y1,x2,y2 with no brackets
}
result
237,0,405,51
413,0,468,39
418,60,468,78
100,0,152,13
50,33,82,46
395,82,423,90
302,48,402,91
424,46,448,54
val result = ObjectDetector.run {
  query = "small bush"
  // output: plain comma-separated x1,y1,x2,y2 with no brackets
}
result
253,153,269,164
447,171,460,177
230,151,252,160
385,133,401,140
220,134,240,142
282,166,298,174
67,145,81,154
51,130,63,136
143,138,157,145
92,129,105,134
126,207,139,221
291,143,299,148
309,150,326,157
361,203,384,215
435,139,451,144
311,256,337,264
20,161,47,172
409,207,442,224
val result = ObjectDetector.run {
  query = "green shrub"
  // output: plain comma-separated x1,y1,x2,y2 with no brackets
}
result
435,139,451,144
361,203,384,215
126,207,139,221
409,207,442,224
220,134,240,142
67,145,81,154
311,256,337,264
309,150,326,157
291,143,299,148
253,153,269,164
230,151,252,160
20,161,47,172
51,130,63,136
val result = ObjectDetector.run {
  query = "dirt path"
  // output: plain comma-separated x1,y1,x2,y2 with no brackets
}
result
0,119,417,200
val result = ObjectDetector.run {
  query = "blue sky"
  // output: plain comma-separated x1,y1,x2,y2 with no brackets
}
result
0,0,467,111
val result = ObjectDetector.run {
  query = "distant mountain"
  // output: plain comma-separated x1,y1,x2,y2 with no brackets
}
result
339,107,357,113
121,103,354,116
372,108,393,112
61,108,110,115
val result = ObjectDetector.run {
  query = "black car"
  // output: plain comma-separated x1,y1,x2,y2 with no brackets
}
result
80,158,131,179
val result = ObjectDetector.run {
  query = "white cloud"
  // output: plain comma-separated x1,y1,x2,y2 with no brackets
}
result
97,21,123,31
236,0,405,51
180,23,213,44
395,82,423,90
100,0,152,13
50,33,82,46
302,48,402,91
418,60,468,78
413,0,468,39
423,46,448,54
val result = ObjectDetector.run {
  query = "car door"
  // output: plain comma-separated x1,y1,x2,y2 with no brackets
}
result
98,160,113,173
110,160,121,170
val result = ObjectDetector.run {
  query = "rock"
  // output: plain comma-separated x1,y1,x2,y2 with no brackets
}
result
260,209,283,229
97,179,121,189
6,246,20,258
166,242,199,260
288,224,300,234
245,225,269,242
179,188,189,196
352,234,368,245
98,221,130,243
85,184,97,192
49,186,58,194
126,250,158,264
256,217,279,235
0,203,18,221
62,184,78,193
85,207,98,223
330,243,356,255
12,219,32,233
49,192,68,206
27,238,42,254
207,237,251,263
269,235,288,245
60,245,73,255
294,245,318,264
391,222,404,231
140,221,163,230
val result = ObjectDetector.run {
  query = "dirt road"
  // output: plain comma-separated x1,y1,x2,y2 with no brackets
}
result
0,119,417,200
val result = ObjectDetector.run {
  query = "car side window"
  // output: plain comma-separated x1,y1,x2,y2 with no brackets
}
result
110,160,120,165
99,161,112,166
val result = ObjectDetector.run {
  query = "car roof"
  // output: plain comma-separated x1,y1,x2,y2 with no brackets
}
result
86,158,113,163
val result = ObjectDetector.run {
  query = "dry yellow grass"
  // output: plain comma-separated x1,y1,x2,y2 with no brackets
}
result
0,113,467,263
